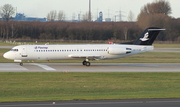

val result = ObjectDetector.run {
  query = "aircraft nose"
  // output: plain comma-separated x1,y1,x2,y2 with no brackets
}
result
3,52,9,59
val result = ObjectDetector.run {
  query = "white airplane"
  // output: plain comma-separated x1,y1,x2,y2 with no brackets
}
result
3,27,165,66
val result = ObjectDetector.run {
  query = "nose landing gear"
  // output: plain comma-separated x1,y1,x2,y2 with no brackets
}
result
20,62,23,66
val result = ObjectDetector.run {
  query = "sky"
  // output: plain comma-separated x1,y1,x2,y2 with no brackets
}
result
1,0,179,21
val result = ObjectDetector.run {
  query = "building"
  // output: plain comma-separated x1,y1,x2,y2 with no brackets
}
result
105,18,111,22
95,11,103,22
13,13,46,22
0,13,46,22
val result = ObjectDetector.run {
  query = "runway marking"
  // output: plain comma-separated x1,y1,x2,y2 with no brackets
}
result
31,63,56,71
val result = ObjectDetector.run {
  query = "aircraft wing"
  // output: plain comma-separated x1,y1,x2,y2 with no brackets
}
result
68,54,105,60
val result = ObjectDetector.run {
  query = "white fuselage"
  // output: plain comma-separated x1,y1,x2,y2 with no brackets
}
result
3,44,154,62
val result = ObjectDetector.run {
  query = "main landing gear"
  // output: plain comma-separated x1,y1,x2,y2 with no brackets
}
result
20,62,23,66
82,60,90,66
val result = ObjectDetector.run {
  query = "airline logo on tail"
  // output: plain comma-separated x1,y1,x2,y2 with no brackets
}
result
140,32,149,41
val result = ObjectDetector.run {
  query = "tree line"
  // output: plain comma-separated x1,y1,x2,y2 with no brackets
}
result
0,21,142,41
137,0,180,41
0,19,180,42
0,0,180,42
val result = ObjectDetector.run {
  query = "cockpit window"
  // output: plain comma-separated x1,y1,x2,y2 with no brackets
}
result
10,49,18,52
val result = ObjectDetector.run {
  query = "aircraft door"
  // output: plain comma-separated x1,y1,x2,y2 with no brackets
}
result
22,46,28,57
107,47,109,54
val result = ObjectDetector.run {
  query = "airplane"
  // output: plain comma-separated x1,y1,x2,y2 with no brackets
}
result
3,27,165,66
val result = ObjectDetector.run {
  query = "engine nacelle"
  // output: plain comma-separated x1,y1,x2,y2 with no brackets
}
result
108,47,131,55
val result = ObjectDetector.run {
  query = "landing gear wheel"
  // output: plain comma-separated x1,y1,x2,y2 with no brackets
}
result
82,61,86,65
86,62,90,66
20,62,23,66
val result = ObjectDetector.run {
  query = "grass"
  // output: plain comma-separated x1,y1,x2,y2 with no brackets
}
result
0,42,16,46
0,72,180,102
1,43,180,102
1,41,180,48
153,44,180,48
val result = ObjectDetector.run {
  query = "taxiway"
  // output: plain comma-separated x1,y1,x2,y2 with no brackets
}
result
1,99,180,107
1,63,180,72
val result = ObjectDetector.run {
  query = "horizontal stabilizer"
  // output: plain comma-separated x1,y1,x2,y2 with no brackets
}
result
148,29,166,31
